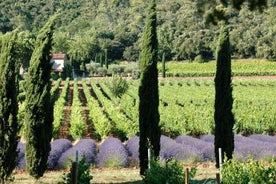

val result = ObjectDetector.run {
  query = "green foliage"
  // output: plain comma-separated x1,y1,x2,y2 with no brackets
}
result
143,159,196,184
221,158,276,184
214,23,234,168
0,31,19,183
162,52,166,78
159,60,276,77
60,156,93,184
1,0,275,62
82,79,112,140
24,14,57,179
139,0,161,175
108,75,129,98
69,80,85,140
53,78,69,138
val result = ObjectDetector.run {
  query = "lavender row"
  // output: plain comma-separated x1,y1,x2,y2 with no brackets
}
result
96,137,129,167
16,134,276,170
126,134,276,164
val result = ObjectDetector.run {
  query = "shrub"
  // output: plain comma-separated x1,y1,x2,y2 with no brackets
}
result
143,159,195,184
60,156,93,184
161,135,201,163
47,139,72,170
96,137,129,168
108,75,129,98
248,134,276,143
96,67,107,76
107,64,125,75
126,136,140,166
175,135,214,161
57,139,97,169
221,158,276,184
234,135,276,161
16,142,26,170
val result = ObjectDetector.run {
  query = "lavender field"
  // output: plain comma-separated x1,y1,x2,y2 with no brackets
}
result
16,134,276,170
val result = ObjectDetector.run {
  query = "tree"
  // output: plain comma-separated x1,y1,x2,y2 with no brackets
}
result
24,14,57,179
198,0,267,25
162,52,166,78
138,0,161,176
0,31,20,183
214,22,235,168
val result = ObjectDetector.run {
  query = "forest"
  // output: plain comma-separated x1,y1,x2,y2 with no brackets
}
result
0,0,275,71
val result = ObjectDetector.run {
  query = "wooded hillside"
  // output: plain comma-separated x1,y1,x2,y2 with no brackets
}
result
1,0,275,66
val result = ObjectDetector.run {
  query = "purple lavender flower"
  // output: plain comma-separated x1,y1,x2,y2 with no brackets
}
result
248,134,276,143
16,142,26,170
200,135,214,143
125,136,139,165
96,137,129,168
47,139,72,170
57,139,97,169
234,135,276,161
175,135,214,161
160,135,202,162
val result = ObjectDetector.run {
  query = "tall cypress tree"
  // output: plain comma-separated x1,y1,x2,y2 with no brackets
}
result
25,15,57,179
162,52,166,78
214,22,235,168
138,0,160,176
0,31,20,183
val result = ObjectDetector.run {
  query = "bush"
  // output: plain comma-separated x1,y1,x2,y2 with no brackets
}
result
57,139,97,169
160,135,202,163
96,137,129,168
107,64,125,75
108,75,129,98
126,136,140,166
60,156,93,184
16,142,26,170
221,158,276,184
143,159,196,184
47,139,72,170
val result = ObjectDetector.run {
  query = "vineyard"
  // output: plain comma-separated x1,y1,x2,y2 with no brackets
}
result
44,77,276,142
158,60,276,77
15,74,276,177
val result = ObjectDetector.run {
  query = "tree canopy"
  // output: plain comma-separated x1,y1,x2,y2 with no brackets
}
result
1,0,275,63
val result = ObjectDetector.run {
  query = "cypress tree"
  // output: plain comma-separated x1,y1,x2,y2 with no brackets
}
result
24,15,57,179
0,31,20,183
214,22,235,168
162,52,166,78
104,49,108,69
138,0,160,176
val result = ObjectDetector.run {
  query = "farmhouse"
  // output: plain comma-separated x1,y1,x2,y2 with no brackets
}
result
50,53,68,72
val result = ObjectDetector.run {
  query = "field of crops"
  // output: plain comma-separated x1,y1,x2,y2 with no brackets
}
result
16,134,276,170
16,61,276,174
159,60,276,77
40,76,276,140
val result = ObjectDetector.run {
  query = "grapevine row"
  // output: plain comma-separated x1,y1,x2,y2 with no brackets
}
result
53,78,70,138
90,79,138,138
69,79,86,139
81,79,112,140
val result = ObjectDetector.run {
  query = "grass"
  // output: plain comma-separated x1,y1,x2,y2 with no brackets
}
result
12,163,218,184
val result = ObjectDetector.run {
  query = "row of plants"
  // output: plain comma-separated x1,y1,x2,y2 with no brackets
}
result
53,78,69,138
16,134,276,171
89,79,137,139
50,78,62,102
95,79,138,124
160,60,276,77
69,79,86,139
48,77,276,141
82,80,112,139
90,78,275,137
157,79,275,136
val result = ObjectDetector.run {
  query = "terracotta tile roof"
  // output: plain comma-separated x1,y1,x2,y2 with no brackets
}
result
52,53,66,59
